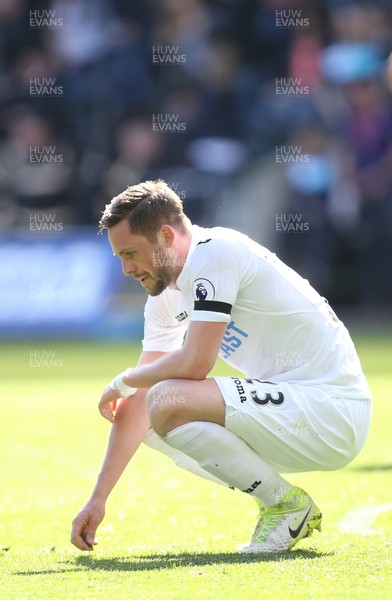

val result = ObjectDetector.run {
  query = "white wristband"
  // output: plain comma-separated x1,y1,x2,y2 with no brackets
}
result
109,370,137,398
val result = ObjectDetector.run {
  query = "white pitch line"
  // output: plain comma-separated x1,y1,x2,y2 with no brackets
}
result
337,502,392,535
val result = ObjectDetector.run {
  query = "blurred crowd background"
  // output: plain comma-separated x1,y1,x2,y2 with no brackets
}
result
1,0,392,307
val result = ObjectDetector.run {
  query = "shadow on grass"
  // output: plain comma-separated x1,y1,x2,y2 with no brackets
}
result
16,548,334,575
351,464,392,472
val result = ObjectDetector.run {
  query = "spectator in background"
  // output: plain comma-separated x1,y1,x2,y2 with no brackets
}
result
0,0,392,304
278,124,340,295
45,0,155,153
0,106,75,227
9,46,66,136
341,74,392,303
322,11,392,304
102,117,165,202
41,0,157,223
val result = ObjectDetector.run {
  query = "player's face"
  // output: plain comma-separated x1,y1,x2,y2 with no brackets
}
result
108,219,175,296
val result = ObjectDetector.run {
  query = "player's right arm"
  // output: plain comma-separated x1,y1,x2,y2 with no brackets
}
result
70,350,165,551
71,290,185,551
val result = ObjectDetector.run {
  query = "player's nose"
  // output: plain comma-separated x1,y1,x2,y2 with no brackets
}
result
121,258,137,276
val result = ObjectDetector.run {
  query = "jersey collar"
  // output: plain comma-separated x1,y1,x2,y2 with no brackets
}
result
175,224,205,291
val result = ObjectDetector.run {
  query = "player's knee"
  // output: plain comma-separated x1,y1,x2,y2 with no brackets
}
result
147,380,183,435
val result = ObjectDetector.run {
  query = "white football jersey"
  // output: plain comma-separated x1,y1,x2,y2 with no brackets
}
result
142,225,372,399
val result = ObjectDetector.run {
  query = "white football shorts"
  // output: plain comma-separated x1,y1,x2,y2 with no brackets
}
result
214,376,372,473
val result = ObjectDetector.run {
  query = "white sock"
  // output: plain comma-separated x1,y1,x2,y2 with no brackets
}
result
164,421,292,506
143,428,229,488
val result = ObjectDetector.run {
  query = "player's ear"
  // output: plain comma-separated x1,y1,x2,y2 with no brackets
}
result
159,225,175,248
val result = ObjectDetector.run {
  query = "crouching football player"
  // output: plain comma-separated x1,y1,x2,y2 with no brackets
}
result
71,180,372,554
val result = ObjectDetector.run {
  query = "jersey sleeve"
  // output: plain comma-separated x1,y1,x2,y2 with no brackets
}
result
142,290,187,352
190,238,254,323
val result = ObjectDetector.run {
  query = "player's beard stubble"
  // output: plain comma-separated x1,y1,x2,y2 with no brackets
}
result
145,264,174,296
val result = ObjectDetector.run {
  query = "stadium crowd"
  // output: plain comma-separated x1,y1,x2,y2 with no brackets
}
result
0,0,392,304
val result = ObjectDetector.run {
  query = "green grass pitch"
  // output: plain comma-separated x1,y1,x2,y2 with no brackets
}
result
0,332,391,599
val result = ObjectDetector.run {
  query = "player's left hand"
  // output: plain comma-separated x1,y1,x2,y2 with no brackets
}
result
98,385,121,422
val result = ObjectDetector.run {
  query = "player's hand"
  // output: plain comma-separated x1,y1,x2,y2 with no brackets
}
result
71,501,105,551
98,385,121,423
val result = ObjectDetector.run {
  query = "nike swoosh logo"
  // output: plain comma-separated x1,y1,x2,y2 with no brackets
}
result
289,506,312,539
